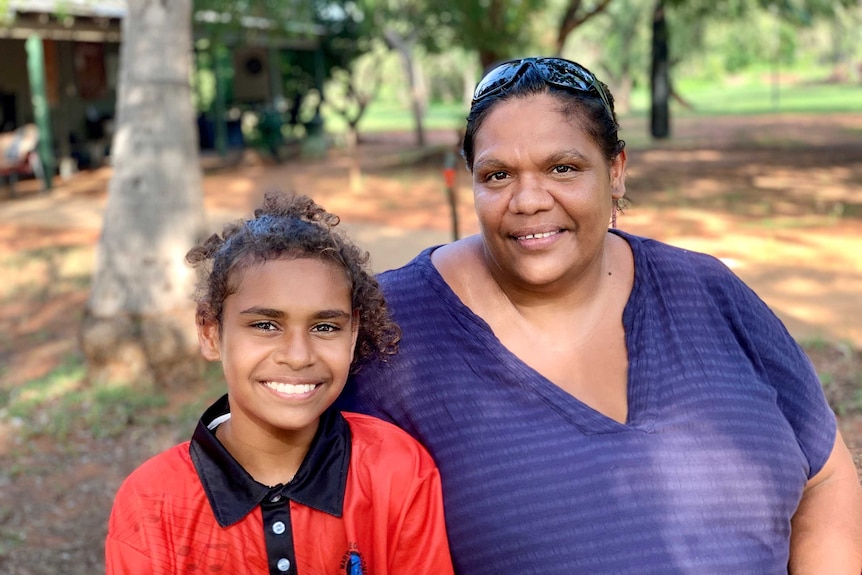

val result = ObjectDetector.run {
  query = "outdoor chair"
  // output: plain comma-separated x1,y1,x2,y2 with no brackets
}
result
0,124,43,197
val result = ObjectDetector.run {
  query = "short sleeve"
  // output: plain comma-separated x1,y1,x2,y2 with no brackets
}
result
105,479,155,575
705,261,837,478
388,462,455,574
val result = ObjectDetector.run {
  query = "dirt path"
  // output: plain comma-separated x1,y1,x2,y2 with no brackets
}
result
1,115,861,575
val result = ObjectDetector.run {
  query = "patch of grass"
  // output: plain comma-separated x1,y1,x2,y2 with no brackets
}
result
661,81,862,117
0,384,10,408
83,385,169,439
4,354,168,440
832,389,862,418
6,355,86,419
800,335,835,352
0,524,25,557
744,216,841,230
0,244,93,305
325,100,466,134
166,363,226,438
25,330,54,344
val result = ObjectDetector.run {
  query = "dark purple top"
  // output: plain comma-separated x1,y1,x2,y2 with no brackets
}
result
340,231,836,574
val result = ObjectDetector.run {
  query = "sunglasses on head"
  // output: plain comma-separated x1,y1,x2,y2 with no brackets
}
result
472,57,613,119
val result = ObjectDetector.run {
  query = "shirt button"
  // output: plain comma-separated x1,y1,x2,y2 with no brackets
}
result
277,557,291,572
272,521,286,535
270,494,282,503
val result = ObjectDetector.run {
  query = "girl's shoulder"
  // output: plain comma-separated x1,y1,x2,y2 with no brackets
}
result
340,412,437,477
116,441,194,494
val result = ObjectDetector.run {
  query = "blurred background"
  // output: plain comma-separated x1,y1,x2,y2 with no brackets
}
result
0,1,860,573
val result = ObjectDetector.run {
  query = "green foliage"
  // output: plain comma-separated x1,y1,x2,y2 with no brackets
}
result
192,44,220,114
460,0,547,57
193,0,373,118
340,99,466,132
670,76,862,116
359,0,457,53
662,0,858,82
576,0,653,94
757,0,858,26
378,0,547,67
3,355,168,440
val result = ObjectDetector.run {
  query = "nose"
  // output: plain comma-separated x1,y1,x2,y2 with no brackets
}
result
508,174,554,215
273,330,315,369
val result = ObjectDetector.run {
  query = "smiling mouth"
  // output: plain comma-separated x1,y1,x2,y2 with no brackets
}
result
514,230,562,240
263,381,319,395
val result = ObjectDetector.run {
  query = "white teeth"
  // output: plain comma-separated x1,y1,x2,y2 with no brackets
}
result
264,381,316,395
519,230,558,240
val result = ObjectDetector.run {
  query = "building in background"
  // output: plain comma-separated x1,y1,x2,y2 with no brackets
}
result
0,0,330,190
1,0,123,183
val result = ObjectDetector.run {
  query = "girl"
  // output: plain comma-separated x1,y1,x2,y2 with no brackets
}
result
106,192,454,575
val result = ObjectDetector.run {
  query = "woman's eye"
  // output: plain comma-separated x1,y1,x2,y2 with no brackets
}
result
552,165,574,174
485,171,508,182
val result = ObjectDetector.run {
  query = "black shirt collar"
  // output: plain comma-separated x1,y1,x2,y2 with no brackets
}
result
189,394,351,527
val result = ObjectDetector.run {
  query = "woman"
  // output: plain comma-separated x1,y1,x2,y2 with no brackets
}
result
340,57,862,573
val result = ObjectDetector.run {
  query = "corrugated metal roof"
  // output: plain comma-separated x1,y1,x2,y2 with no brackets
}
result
7,0,127,19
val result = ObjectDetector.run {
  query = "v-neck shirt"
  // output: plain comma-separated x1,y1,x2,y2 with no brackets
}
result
340,230,836,574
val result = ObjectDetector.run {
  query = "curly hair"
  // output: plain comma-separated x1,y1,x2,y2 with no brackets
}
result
186,191,400,370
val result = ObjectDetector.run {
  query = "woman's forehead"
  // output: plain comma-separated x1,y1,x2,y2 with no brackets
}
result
477,93,599,149
476,94,591,141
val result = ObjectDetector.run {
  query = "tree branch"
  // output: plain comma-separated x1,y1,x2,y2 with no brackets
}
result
556,0,615,54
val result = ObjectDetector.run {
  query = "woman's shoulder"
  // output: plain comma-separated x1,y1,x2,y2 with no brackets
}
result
376,244,439,288
620,231,765,319
377,237,484,304
619,230,738,285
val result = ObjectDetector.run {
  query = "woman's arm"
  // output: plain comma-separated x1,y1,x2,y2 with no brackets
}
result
789,430,862,574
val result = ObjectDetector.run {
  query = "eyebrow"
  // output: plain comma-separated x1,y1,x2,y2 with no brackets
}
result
472,158,508,173
240,307,352,320
546,149,590,164
473,149,590,172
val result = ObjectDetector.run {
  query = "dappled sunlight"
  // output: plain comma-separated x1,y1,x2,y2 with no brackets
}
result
341,223,451,272
623,206,862,346
739,266,862,346
634,148,725,164
0,238,93,387
1,118,860,356
621,207,738,241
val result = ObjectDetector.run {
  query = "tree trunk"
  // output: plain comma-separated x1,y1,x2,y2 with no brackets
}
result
80,0,206,388
479,49,505,71
383,29,426,147
650,0,670,139
614,74,633,115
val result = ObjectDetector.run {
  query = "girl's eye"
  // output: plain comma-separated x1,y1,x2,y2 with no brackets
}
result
311,323,340,334
251,321,278,332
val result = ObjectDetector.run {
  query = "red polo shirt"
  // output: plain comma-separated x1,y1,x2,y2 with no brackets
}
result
106,395,454,575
